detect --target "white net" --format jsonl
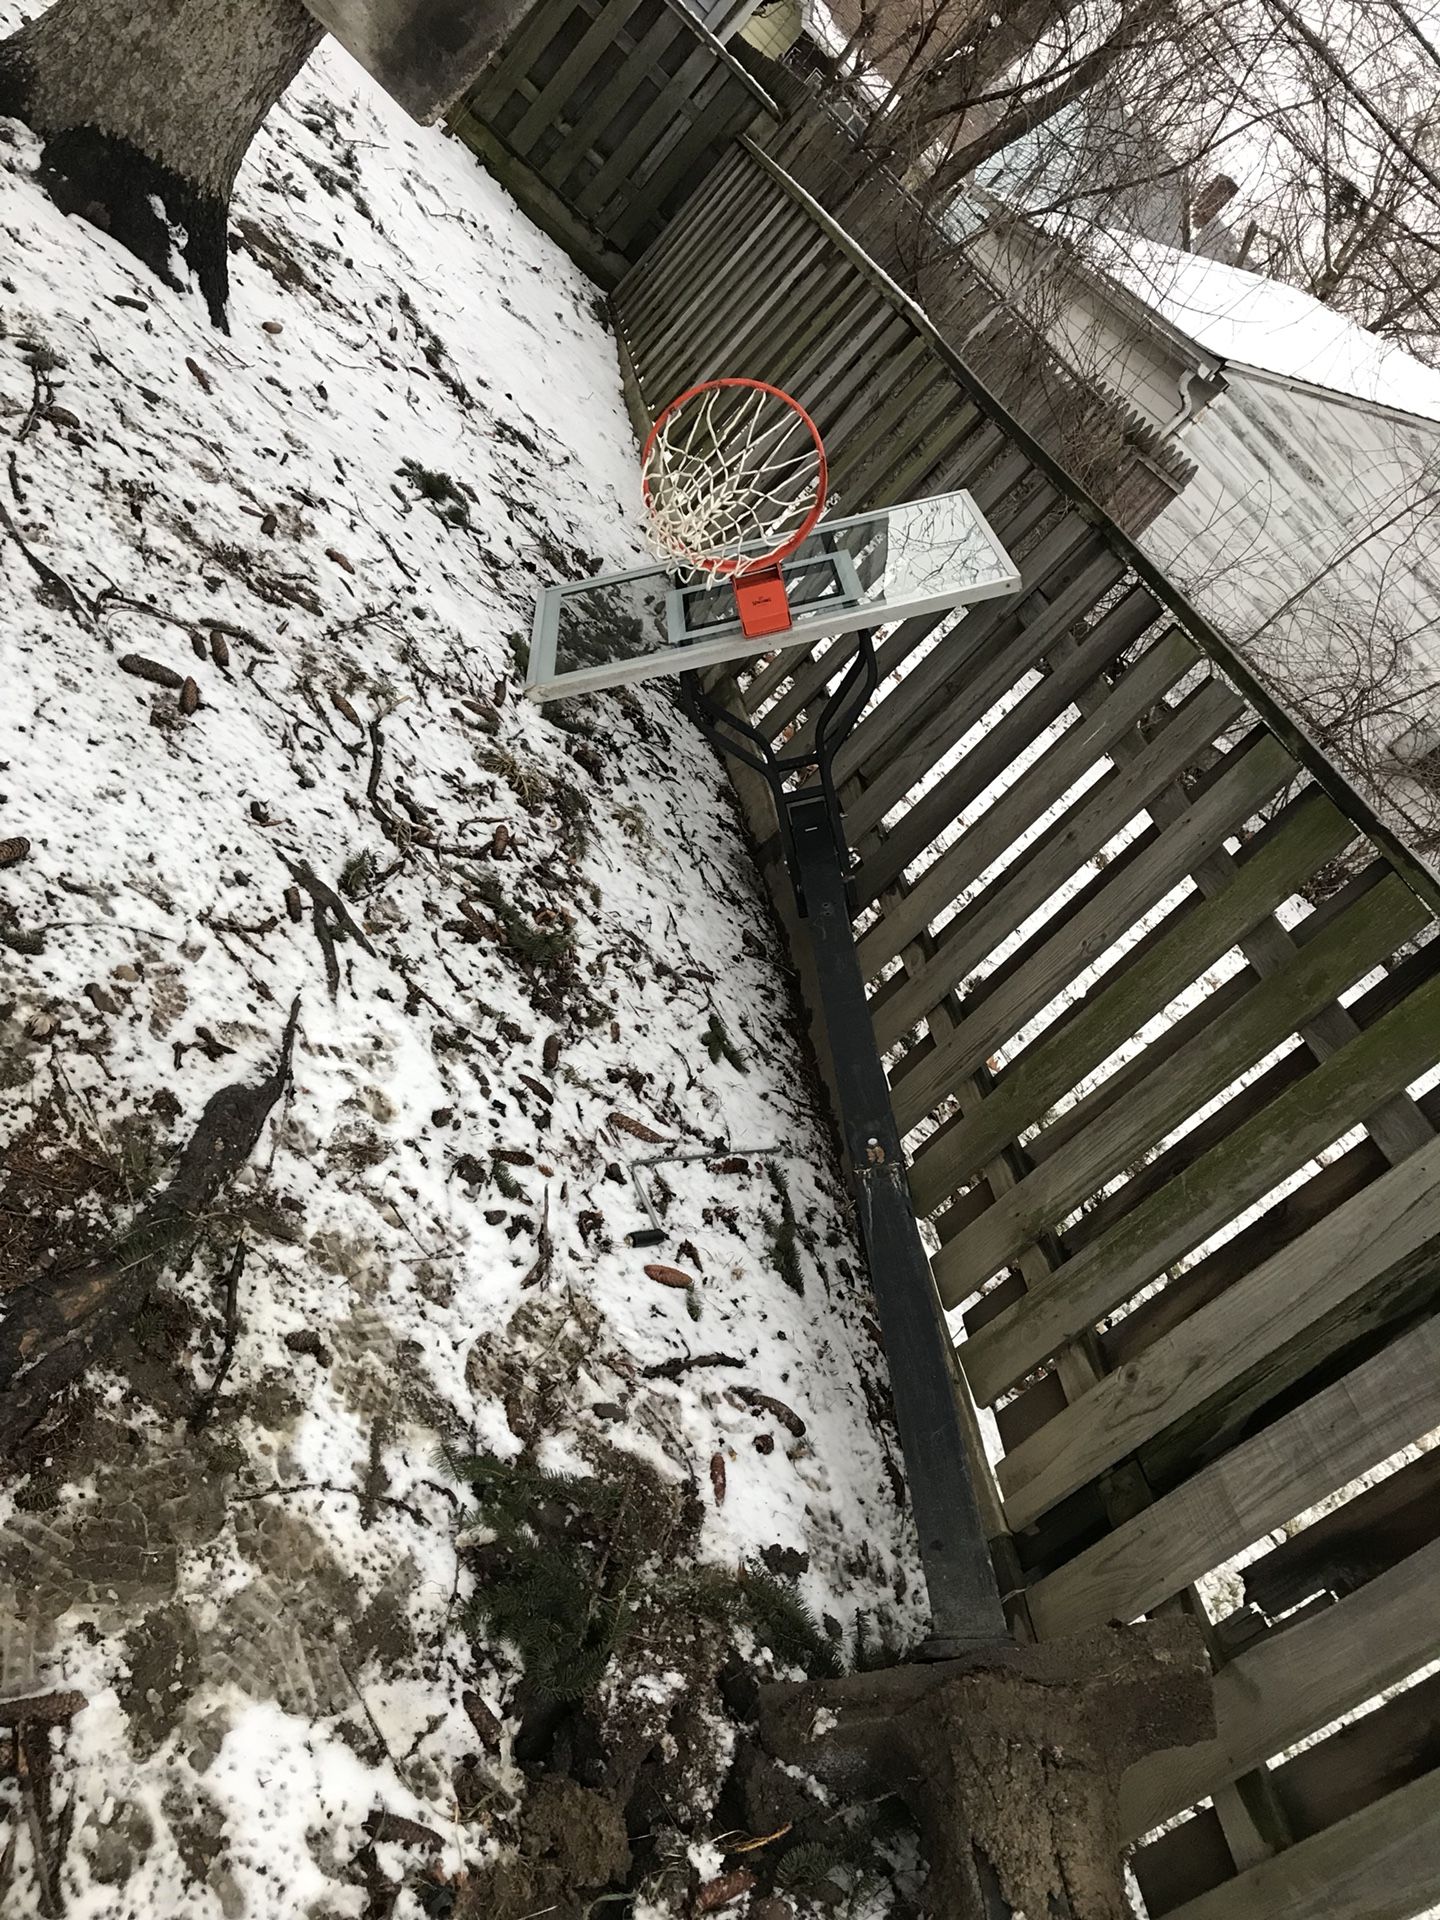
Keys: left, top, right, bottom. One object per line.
{"left": 642, "top": 381, "right": 825, "bottom": 573}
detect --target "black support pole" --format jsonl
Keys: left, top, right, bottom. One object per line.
{"left": 786, "top": 790, "right": 1008, "bottom": 1655}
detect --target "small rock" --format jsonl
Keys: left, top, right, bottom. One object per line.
{"left": 753, "top": 1433, "right": 775, "bottom": 1455}
{"left": 45, "top": 405, "right": 82, "bottom": 431}
{"left": 284, "top": 886, "right": 303, "bottom": 923}
{"left": 543, "top": 1032, "right": 561, "bottom": 1072}
{"left": 83, "top": 982, "right": 118, "bottom": 1015}
{"left": 592, "top": 1401, "right": 625, "bottom": 1422}
{"left": 431, "top": 1107, "right": 454, "bottom": 1127}
{"left": 112, "top": 964, "right": 140, "bottom": 982}
{"left": 262, "top": 319, "right": 284, "bottom": 335}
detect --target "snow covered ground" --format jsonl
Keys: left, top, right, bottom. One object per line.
{"left": 0, "top": 21, "right": 924, "bottom": 1919}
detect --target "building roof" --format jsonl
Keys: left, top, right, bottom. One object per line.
{"left": 1086, "top": 232, "right": 1440, "bottom": 424}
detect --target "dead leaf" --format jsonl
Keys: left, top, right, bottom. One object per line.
{"left": 732, "top": 1388, "right": 806, "bottom": 1438}
{"left": 330, "top": 689, "right": 361, "bottom": 726}
{"left": 710, "top": 1451, "right": 727, "bottom": 1507}
{"left": 326, "top": 546, "right": 356, "bottom": 575}
{"left": 185, "top": 356, "right": 213, "bottom": 394}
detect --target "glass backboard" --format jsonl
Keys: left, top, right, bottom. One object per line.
{"left": 525, "top": 490, "right": 1021, "bottom": 702}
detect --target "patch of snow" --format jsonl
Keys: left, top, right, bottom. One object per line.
{"left": 0, "top": 16, "right": 924, "bottom": 1917}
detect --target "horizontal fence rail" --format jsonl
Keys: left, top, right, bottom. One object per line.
{"left": 447, "top": 0, "right": 775, "bottom": 283}
{"left": 615, "top": 138, "right": 1440, "bottom": 1920}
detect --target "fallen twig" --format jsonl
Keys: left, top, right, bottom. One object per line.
{"left": 641, "top": 1352, "right": 743, "bottom": 1382}
{"left": 189, "top": 1241, "right": 246, "bottom": 1429}
{"left": 0, "top": 455, "right": 92, "bottom": 624}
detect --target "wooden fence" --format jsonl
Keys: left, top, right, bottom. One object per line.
{"left": 446, "top": 0, "right": 776, "bottom": 284}
{"left": 615, "top": 139, "right": 1440, "bottom": 1920}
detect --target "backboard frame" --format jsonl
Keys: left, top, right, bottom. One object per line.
{"left": 524, "top": 490, "right": 1021, "bottom": 702}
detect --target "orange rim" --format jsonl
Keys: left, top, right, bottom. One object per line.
{"left": 640, "top": 376, "right": 828, "bottom": 576}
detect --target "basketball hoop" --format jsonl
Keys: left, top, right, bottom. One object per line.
{"left": 641, "top": 377, "right": 828, "bottom": 641}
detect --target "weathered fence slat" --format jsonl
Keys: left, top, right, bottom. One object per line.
{"left": 874, "top": 677, "right": 1249, "bottom": 1058}
{"left": 1157, "top": 1766, "right": 1440, "bottom": 1920}
{"left": 955, "top": 957, "right": 1440, "bottom": 1388}
{"left": 1119, "top": 1532, "right": 1440, "bottom": 1838}
{"left": 899, "top": 731, "right": 1299, "bottom": 1142}
{"left": 856, "top": 589, "right": 1169, "bottom": 903}
{"left": 997, "top": 1127, "right": 1440, "bottom": 1528}
{"left": 857, "top": 629, "right": 1206, "bottom": 980}
{"left": 1025, "top": 1313, "right": 1440, "bottom": 1637}
{"left": 940, "top": 867, "right": 1429, "bottom": 1293}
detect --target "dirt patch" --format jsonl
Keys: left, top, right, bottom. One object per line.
{"left": 758, "top": 1619, "right": 1216, "bottom": 1919}
{"left": 0, "top": 1104, "right": 131, "bottom": 1293}
{"left": 456, "top": 1776, "right": 630, "bottom": 1920}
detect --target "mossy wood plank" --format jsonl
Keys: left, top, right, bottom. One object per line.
{"left": 875, "top": 676, "right": 1247, "bottom": 1056}
{"left": 932, "top": 791, "right": 1358, "bottom": 1188}
{"left": 857, "top": 588, "right": 1169, "bottom": 906}
{"left": 859, "top": 626, "right": 1205, "bottom": 980}
{"left": 1025, "top": 1314, "right": 1440, "bottom": 1637}
{"left": 996, "top": 1126, "right": 1440, "bottom": 1528}
{"left": 1119, "top": 1534, "right": 1440, "bottom": 1838}
{"left": 957, "top": 958, "right": 1440, "bottom": 1385}
{"left": 1159, "top": 1766, "right": 1440, "bottom": 1920}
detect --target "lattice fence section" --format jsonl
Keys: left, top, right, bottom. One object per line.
{"left": 448, "top": 0, "right": 776, "bottom": 282}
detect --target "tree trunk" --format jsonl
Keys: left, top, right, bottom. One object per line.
{"left": 0, "top": 0, "right": 324, "bottom": 325}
